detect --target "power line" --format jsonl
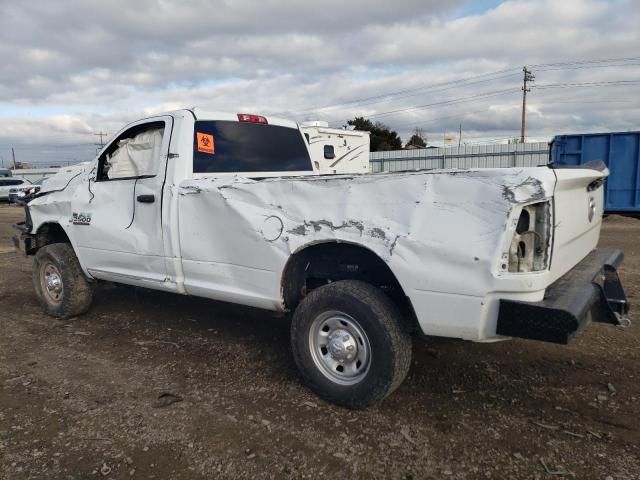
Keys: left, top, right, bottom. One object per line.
{"left": 391, "top": 97, "right": 640, "bottom": 137}
{"left": 531, "top": 56, "right": 640, "bottom": 68}
{"left": 370, "top": 87, "right": 640, "bottom": 142}
{"left": 386, "top": 90, "right": 639, "bottom": 133}
{"left": 533, "top": 79, "right": 640, "bottom": 89}
{"left": 389, "top": 106, "right": 496, "bottom": 131}
{"left": 279, "top": 67, "right": 521, "bottom": 117}
{"left": 535, "top": 62, "right": 640, "bottom": 72}
{"left": 531, "top": 98, "right": 633, "bottom": 105}
{"left": 344, "top": 72, "right": 518, "bottom": 112}
{"left": 289, "top": 55, "right": 640, "bottom": 120}
{"left": 330, "top": 78, "right": 638, "bottom": 126}
{"left": 337, "top": 72, "right": 522, "bottom": 111}
{"left": 329, "top": 88, "right": 521, "bottom": 125}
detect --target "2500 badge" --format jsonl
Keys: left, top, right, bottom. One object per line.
{"left": 71, "top": 212, "right": 92, "bottom": 226}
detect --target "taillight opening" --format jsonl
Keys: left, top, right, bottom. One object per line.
{"left": 237, "top": 113, "right": 268, "bottom": 124}
{"left": 505, "top": 201, "right": 552, "bottom": 273}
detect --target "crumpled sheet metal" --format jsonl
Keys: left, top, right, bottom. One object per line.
{"left": 178, "top": 169, "right": 556, "bottom": 317}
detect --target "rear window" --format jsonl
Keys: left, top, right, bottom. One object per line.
{"left": 193, "top": 121, "right": 312, "bottom": 173}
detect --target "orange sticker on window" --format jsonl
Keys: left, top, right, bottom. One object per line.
{"left": 197, "top": 132, "right": 215, "bottom": 154}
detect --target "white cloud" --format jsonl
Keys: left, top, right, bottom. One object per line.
{"left": 0, "top": 0, "right": 638, "bottom": 164}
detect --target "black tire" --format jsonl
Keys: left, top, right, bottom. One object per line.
{"left": 33, "top": 243, "right": 94, "bottom": 318}
{"left": 290, "top": 280, "right": 412, "bottom": 408}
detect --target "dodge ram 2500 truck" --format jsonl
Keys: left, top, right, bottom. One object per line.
{"left": 14, "top": 109, "right": 630, "bottom": 408}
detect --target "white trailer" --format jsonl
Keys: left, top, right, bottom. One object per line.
{"left": 300, "top": 121, "right": 370, "bottom": 174}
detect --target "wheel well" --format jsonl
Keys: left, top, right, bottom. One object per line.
{"left": 281, "top": 242, "right": 419, "bottom": 331}
{"left": 35, "top": 223, "right": 71, "bottom": 250}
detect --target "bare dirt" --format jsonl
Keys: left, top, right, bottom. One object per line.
{"left": 1, "top": 203, "right": 638, "bottom": 479}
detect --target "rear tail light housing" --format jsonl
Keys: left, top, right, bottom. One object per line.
{"left": 503, "top": 201, "right": 552, "bottom": 273}
{"left": 237, "top": 113, "right": 268, "bottom": 124}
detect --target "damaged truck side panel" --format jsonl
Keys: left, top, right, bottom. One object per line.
{"left": 177, "top": 169, "right": 561, "bottom": 341}
{"left": 16, "top": 109, "right": 629, "bottom": 408}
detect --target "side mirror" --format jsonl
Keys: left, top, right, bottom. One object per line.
{"left": 324, "top": 145, "right": 335, "bottom": 160}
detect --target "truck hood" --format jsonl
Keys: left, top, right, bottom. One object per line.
{"left": 39, "top": 162, "right": 91, "bottom": 195}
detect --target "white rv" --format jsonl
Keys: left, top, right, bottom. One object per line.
{"left": 300, "top": 121, "right": 370, "bottom": 174}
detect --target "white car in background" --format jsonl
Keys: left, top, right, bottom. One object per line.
{"left": 0, "top": 177, "right": 31, "bottom": 201}
{"left": 8, "top": 177, "right": 47, "bottom": 203}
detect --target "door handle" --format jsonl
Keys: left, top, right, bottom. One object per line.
{"left": 137, "top": 194, "right": 155, "bottom": 203}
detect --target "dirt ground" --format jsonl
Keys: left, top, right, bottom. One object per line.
{"left": 0, "top": 203, "right": 638, "bottom": 480}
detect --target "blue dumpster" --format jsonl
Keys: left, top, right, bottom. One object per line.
{"left": 550, "top": 132, "right": 640, "bottom": 213}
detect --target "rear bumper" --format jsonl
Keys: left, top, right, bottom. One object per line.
{"left": 496, "top": 248, "right": 630, "bottom": 344}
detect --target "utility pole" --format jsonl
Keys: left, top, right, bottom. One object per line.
{"left": 11, "top": 147, "right": 16, "bottom": 169}
{"left": 94, "top": 131, "right": 108, "bottom": 154}
{"left": 520, "top": 66, "right": 535, "bottom": 143}
{"left": 458, "top": 123, "right": 462, "bottom": 147}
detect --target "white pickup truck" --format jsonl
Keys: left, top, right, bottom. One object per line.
{"left": 14, "top": 109, "right": 629, "bottom": 408}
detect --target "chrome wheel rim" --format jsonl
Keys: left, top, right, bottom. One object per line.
{"left": 308, "top": 311, "right": 371, "bottom": 385}
{"left": 41, "top": 263, "right": 63, "bottom": 303}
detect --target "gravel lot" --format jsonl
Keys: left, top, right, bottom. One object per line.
{"left": 1, "top": 203, "right": 638, "bottom": 479}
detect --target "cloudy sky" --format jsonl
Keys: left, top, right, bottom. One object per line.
{"left": 0, "top": 0, "right": 639, "bottom": 167}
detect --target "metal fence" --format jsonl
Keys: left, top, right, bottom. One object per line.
{"left": 370, "top": 142, "right": 550, "bottom": 172}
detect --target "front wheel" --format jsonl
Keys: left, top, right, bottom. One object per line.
{"left": 290, "top": 280, "right": 412, "bottom": 408}
{"left": 33, "top": 243, "right": 94, "bottom": 318}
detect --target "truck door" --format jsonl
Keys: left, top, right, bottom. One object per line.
{"left": 71, "top": 116, "right": 173, "bottom": 288}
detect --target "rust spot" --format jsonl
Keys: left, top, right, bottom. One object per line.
{"left": 288, "top": 225, "right": 307, "bottom": 236}
{"left": 370, "top": 228, "right": 386, "bottom": 240}
{"left": 287, "top": 219, "right": 365, "bottom": 236}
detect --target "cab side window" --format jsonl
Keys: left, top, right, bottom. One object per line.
{"left": 97, "top": 122, "right": 165, "bottom": 181}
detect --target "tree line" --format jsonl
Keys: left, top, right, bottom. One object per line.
{"left": 347, "top": 117, "right": 427, "bottom": 152}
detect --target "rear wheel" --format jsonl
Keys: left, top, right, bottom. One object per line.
{"left": 291, "top": 280, "right": 412, "bottom": 408}
{"left": 33, "top": 243, "right": 93, "bottom": 318}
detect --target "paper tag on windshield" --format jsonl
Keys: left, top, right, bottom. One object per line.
{"left": 197, "top": 132, "right": 215, "bottom": 154}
